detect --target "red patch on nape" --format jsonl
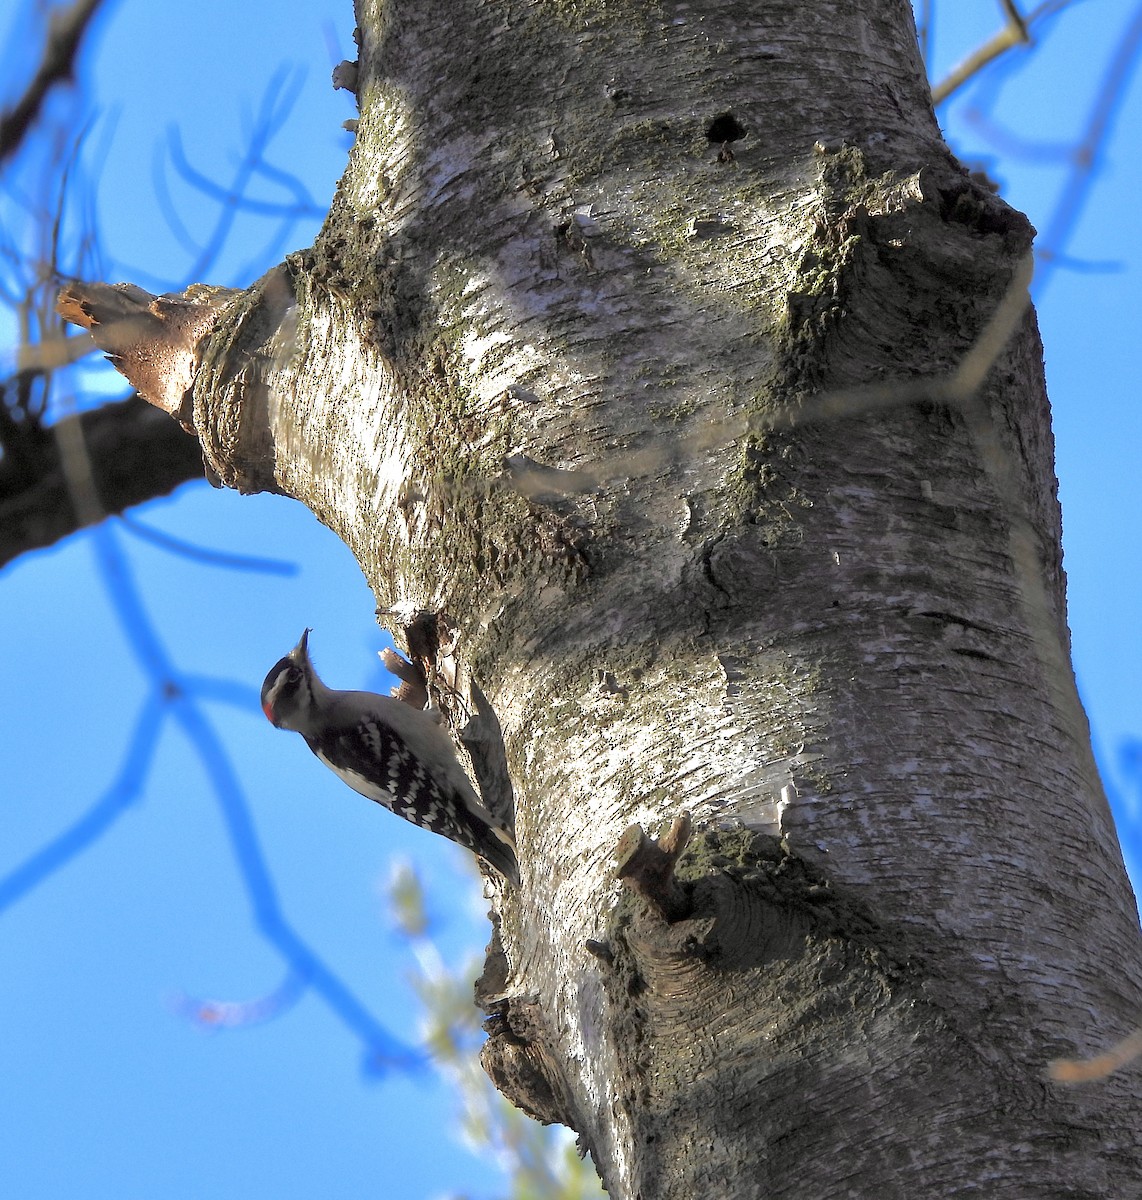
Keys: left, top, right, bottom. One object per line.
{"left": 262, "top": 701, "right": 276, "bottom": 723}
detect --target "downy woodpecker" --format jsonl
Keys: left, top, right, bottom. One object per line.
{"left": 261, "top": 631, "right": 518, "bottom": 886}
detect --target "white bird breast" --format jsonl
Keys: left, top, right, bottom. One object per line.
{"left": 316, "top": 752, "right": 399, "bottom": 809}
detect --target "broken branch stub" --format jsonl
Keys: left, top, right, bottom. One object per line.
{"left": 56, "top": 281, "right": 238, "bottom": 430}
{"left": 615, "top": 810, "right": 694, "bottom": 923}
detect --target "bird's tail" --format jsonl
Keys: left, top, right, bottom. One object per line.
{"left": 480, "top": 832, "right": 520, "bottom": 888}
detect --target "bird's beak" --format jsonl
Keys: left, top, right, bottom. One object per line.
{"left": 290, "top": 628, "right": 311, "bottom": 661}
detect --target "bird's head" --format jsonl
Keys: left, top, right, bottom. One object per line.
{"left": 261, "top": 629, "right": 316, "bottom": 730}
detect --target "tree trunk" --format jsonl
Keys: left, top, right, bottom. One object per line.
{"left": 61, "top": 0, "right": 1142, "bottom": 1194}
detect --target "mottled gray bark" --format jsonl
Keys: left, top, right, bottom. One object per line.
{"left": 62, "top": 0, "right": 1142, "bottom": 1194}
{"left": 0, "top": 389, "right": 203, "bottom": 568}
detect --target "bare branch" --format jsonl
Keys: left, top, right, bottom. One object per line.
{"left": 0, "top": 0, "right": 104, "bottom": 165}
{"left": 117, "top": 512, "right": 298, "bottom": 575}
{"left": 164, "top": 124, "right": 324, "bottom": 220}
{"left": 164, "top": 66, "right": 309, "bottom": 285}
{"left": 932, "top": 2, "right": 1032, "bottom": 105}
{"left": 931, "top": 1, "right": 1080, "bottom": 106}
{"left": 1035, "top": 3, "right": 1142, "bottom": 290}
{"left": 0, "top": 391, "right": 204, "bottom": 567}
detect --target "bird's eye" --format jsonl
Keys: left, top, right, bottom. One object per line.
{"left": 285, "top": 666, "right": 302, "bottom": 684}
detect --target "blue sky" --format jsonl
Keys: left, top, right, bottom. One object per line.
{"left": 2, "top": 2, "right": 1141, "bottom": 1198}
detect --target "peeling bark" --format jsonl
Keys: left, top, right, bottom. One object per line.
{"left": 57, "top": 0, "right": 1142, "bottom": 1194}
